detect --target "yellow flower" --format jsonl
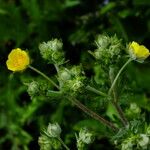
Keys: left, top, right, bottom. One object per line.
{"left": 6, "top": 48, "right": 30, "bottom": 71}
{"left": 129, "top": 41, "right": 150, "bottom": 61}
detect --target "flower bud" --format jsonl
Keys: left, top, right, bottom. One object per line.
{"left": 58, "top": 66, "right": 86, "bottom": 95}
{"left": 92, "top": 34, "right": 123, "bottom": 67}
{"left": 138, "top": 134, "right": 149, "bottom": 149}
{"left": 38, "top": 135, "right": 52, "bottom": 150}
{"left": 130, "top": 103, "right": 141, "bottom": 114}
{"left": 38, "top": 135, "right": 61, "bottom": 150}
{"left": 58, "top": 68, "right": 72, "bottom": 81}
{"left": 39, "top": 39, "right": 65, "bottom": 65}
{"left": 70, "top": 78, "right": 84, "bottom": 92}
{"left": 126, "top": 103, "right": 141, "bottom": 119}
{"left": 47, "top": 123, "right": 61, "bottom": 138}
{"left": 78, "top": 128, "right": 94, "bottom": 144}
{"left": 121, "top": 140, "right": 133, "bottom": 150}
{"left": 70, "top": 66, "right": 83, "bottom": 77}
{"left": 95, "top": 34, "right": 109, "bottom": 49}
{"left": 27, "top": 81, "right": 40, "bottom": 97}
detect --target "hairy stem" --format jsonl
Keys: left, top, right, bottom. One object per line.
{"left": 112, "top": 101, "right": 128, "bottom": 126}
{"left": 108, "top": 59, "right": 132, "bottom": 126}
{"left": 108, "top": 58, "right": 132, "bottom": 95}
{"left": 29, "top": 65, "right": 60, "bottom": 90}
{"left": 86, "top": 85, "right": 107, "bottom": 97}
{"left": 69, "top": 97, "right": 118, "bottom": 131}
{"left": 57, "top": 137, "right": 70, "bottom": 150}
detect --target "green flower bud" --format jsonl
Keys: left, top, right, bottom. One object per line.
{"left": 47, "top": 123, "right": 62, "bottom": 138}
{"left": 126, "top": 103, "right": 141, "bottom": 119}
{"left": 78, "top": 128, "right": 94, "bottom": 144}
{"left": 58, "top": 66, "right": 86, "bottom": 95}
{"left": 93, "top": 34, "right": 123, "bottom": 67}
{"left": 27, "top": 81, "right": 40, "bottom": 97}
{"left": 70, "top": 66, "right": 83, "bottom": 77}
{"left": 58, "top": 68, "right": 72, "bottom": 81}
{"left": 38, "top": 135, "right": 52, "bottom": 150}
{"left": 38, "top": 135, "right": 61, "bottom": 150}
{"left": 130, "top": 103, "right": 141, "bottom": 114}
{"left": 95, "top": 34, "right": 109, "bottom": 49}
{"left": 138, "top": 134, "right": 149, "bottom": 149}
{"left": 39, "top": 39, "right": 65, "bottom": 65}
{"left": 70, "top": 77, "right": 84, "bottom": 92}
{"left": 121, "top": 140, "right": 133, "bottom": 150}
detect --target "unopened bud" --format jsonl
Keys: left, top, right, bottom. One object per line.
{"left": 138, "top": 134, "right": 149, "bottom": 149}
{"left": 27, "top": 81, "right": 40, "bottom": 97}
{"left": 47, "top": 123, "right": 62, "bottom": 138}
{"left": 78, "top": 128, "right": 94, "bottom": 144}
{"left": 39, "top": 39, "right": 64, "bottom": 64}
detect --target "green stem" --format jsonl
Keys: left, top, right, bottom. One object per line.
{"left": 54, "top": 64, "right": 59, "bottom": 73}
{"left": 108, "top": 58, "right": 133, "bottom": 95}
{"left": 69, "top": 97, "right": 118, "bottom": 131}
{"left": 86, "top": 85, "right": 107, "bottom": 97}
{"left": 57, "top": 137, "right": 70, "bottom": 150}
{"left": 28, "top": 65, "right": 60, "bottom": 90}
{"left": 112, "top": 101, "right": 128, "bottom": 126}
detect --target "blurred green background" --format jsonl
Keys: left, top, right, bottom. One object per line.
{"left": 0, "top": 0, "right": 150, "bottom": 149}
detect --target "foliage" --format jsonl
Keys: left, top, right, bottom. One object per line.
{"left": 0, "top": 0, "right": 150, "bottom": 150}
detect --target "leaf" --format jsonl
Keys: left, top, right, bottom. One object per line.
{"left": 100, "top": 2, "right": 116, "bottom": 15}
{"left": 106, "top": 102, "right": 120, "bottom": 121}
{"left": 73, "top": 119, "right": 106, "bottom": 133}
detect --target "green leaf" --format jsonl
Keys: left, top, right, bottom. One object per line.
{"left": 106, "top": 102, "right": 120, "bottom": 121}
{"left": 100, "top": 2, "right": 116, "bottom": 15}
{"left": 73, "top": 119, "right": 106, "bottom": 133}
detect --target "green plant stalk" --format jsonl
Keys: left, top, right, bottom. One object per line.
{"left": 57, "top": 137, "right": 70, "bottom": 150}
{"left": 29, "top": 66, "right": 118, "bottom": 131}
{"left": 112, "top": 101, "right": 128, "bottom": 126}
{"left": 86, "top": 85, "right": 107, "bottom": 97}
{"left": 109, "top": 67, "right": 127, "bottom": 126}
{"left": 28, "top": 65, "right": 60, "bottom": 89}
{"left": 108, "top": 58, "right": 133, "bottom": 95}
{"left": 70, "top": 97, "right": 118, "bottom": 131}
{"left": 108, "top": 58, "right": 133, "bottom": 126}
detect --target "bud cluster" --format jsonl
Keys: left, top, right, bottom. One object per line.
{"left": 58, "top": 66, "right": 86, "bottom": 95}
{"left": 39, "top": 39, "right": 65, "bottom": 65}
{"left": 76, "top": 128, "right": 94, "bottom": 150}
{"left": 38, "top": 135, "right": 61, "bottom": 150}
{"left": 114, "top": 121, "right": 150, "bottom": 150}
{"left": 92, "top": 35, "right": 123, "bottom": 67}
{"left": 47, "top": 123, "right": 62, "bottom": 138}
{"left": 121, "top": 133, "right": 150, "bottom": 150}
{"left": 125, "top": 103, "right": 141, "bottom": 119}
{"left": 38, "top": 123, "right": 62, "bottom": 150}
{"left": 27, "top": 80, "right": 50, "bottom": 98}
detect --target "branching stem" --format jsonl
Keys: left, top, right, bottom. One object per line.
{"left": 29, "top": 65, "right": 118, "bottom": 131}
{"left": 108, "top": 58, "right": 133, "bottom": 126}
